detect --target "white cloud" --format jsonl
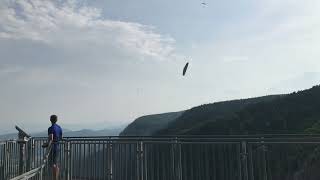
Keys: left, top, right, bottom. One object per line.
{"left": 186, "top": 0, "right": 320, "bottom": 101}
{"left": 0, "top": 65, "right": 23, "bottom": 74}
{"left": 0, "top": 0, "right": 183, "bottom": 133}
{"left": 221, "top": 56, "right": 249, "bottom": 63}
{"left": 0, "top": 0, "right": 176, "bottom": 61}
{"left": 2, "top": 0, "right": 320, "bottom": 134}
{"left": 269, "top": 72, "right": 320, "bottom": 94}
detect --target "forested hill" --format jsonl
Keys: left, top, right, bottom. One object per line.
{"left": 120, "top": 111, "right": 184, "bottom": 136}
{"left": 157, "top": 85, "right": 320, "bottom": 135}
{"left": 156, "top": 95, "right": 283, "bottom": 135}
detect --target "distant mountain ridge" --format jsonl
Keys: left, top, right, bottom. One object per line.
{"left": 156, "top": 95, "right": 283, "bottom": 135}
{"left": 0, "top": 128, "right": 123, "bottom": 140}
{"left": 33, "top": 128, "right": 123, "bottom": 137}
{"left": 120, "top": 111, "right": 184, "bottom": 136}
{"left": 120, "top": 95, "right": 282, "bottom": 136}
{"left": 184, "top": 85, "right": 320, "bottom": 135}
{"left": 154, "top": 85, "right": 320, "bottom": 135}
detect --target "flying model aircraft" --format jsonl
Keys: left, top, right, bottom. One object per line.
{"left": 183, "top": 62, "right": 189, "bottom": 76}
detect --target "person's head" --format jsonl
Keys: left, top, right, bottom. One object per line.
{"left": 50, "top": 115, "right": 58, "bottom": 124}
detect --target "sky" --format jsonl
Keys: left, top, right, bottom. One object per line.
{"left": 1, "top": 0, "right": 320, "bottom": 134}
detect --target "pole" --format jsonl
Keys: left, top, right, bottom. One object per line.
{"left": 241, "top": 141, "right": 249, "bottom": 180}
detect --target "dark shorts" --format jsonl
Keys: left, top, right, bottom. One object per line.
{"left": 49, "top": 149, "right": 60, "bottom": 167}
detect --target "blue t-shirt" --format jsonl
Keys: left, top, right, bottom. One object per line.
{"left": 48, "top": 124, "right": 62, "bottom": 151}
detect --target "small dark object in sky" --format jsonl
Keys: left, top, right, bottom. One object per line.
{"left": 201, "top": 2, "right": 207, "bottom": 6}
{"left": 183, "top": 62, "right": 189, "bottom": 76}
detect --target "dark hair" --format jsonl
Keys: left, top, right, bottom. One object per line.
{"left": 50, "top": 115, "right": 58, "bottom": 124}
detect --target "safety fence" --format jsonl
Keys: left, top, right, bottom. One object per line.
{"left": 3, "top": 135, "right": 320, "bottom": 180}
{"left": 0, "top": 141, "right": 21, "bottom": 179}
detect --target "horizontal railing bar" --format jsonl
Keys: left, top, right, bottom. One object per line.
{"left": 30, "top": 133, "right": 320, "bottom": 139}
{"left": 249, "top": 141, "right": 320, "bottom": 144}
{"left": 143, "top": 141, "right": 242, "bottom": 144}
{"left": 119, "top": 134, "right": 320, "bottom": 138}
{"left": 9, "top": 167, "right": 41, "bottom": 180}
{"left": 58, "top": 137, "right": 320, "bottom": 141}
{"left": 69, "top": 141, "right": 242, "bottom": 144}
{"left": 34, "top": 137, "right": 320, "bottom": 142}
{"left": 29, "top": 137, "right": 320, "bottom": 144}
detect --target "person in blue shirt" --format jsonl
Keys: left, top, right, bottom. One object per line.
{"left": 48, "top": 115, "right": 62, "bottom": 180}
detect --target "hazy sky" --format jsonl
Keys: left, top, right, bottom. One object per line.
{"left": 1, "top": 0, "right": 320, "bottom": 134}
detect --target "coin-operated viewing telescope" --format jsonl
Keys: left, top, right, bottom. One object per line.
{"left": 15, "top": 125, "right": 31, "bottom": 174}
{"left": 15, "top": 125, "right": 31, "bottom": 142}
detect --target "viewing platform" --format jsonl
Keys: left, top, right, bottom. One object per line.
{"left": 1, "top": 127, "right": 320, "bottom": 180}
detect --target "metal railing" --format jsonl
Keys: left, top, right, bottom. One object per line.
{"left": 4, "top": 135, "right": 320, "bottom": 180}
{"left": 9, "top": 141, "right": 52, "bottom": 180}
{"left": 0, "top": 140, "right": 23, "bottom": 179}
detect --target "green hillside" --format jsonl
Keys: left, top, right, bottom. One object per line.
{"left": 152, "top": 85, "right": 320, "bottom": 179}
{"left": 177, "top": 85, "right": 320, "bottom": 135}
{"left": 120, "top": 111, "right": 184, "bottom": 136}
{"left": 156, "top": 95, "right": 283, "bottom": 135}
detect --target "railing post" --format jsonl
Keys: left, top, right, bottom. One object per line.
{"left": 261, "top": 144, "right": 268, "bottom": 180}
{"left": 15, "top": 126, "right": 31, "bottom": 176}
{"left": 141, "top": 141, "right": 144, "bottom": 180}
{"left": 247, "top": 143, "right": 254, "bottom": 180}
{"left": 65, "top": 141, "right": 71, "bottom": 180}
{"left": 136, "top": 141, "right": 144, "bottom": 180}
{"left": 18, "top": 139, "right": 27, "bottom": 175}
{"left": 107, "top": 140, "right": 113, "bottom": 180}
{"left": 5, "top": 142, "right": 10, "bottom": 180}
{"left": 174, "top": 137, "right": 182, "bottom": 180}
{"left": 258, "top": 137, "right": 268, "bottom": 180}
{"left": 40, "top": 167, "right": 43, "bottom": 180}
{"left": 1, "top": 143, "right": 7, "bottom": 180}
{"left": 171, "top": 138, "right": 175, "bottom": 180}
{"left": 241, "top": 141, "right": 249, "bottom": 180}
{"left": 143, "top": 142, "right": 148, "bottom": 180}
{"left": 26, "top": 139, "right": 34, "bottom": 171}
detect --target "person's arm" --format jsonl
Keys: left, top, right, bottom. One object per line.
{"left": 48, "top": 127, "right": 53, "bottom": 141}
{"left": 43, "top": 128, "right": 53, "bottom": 148}
{"left": 48, "top": 133, "right": 53, "bottom": 141}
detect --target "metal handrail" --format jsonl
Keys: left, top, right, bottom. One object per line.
{"left": 32, "top": 133, "right": 320, "bottom": 139}
{"left": 31, "top": 135, "right": 320, "bottom": 143}
{"left": 9, "top": 167, "right": 42, "bottom": 180}
{"left": 10, "top": 140, "right": 52, "bottom": 180}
